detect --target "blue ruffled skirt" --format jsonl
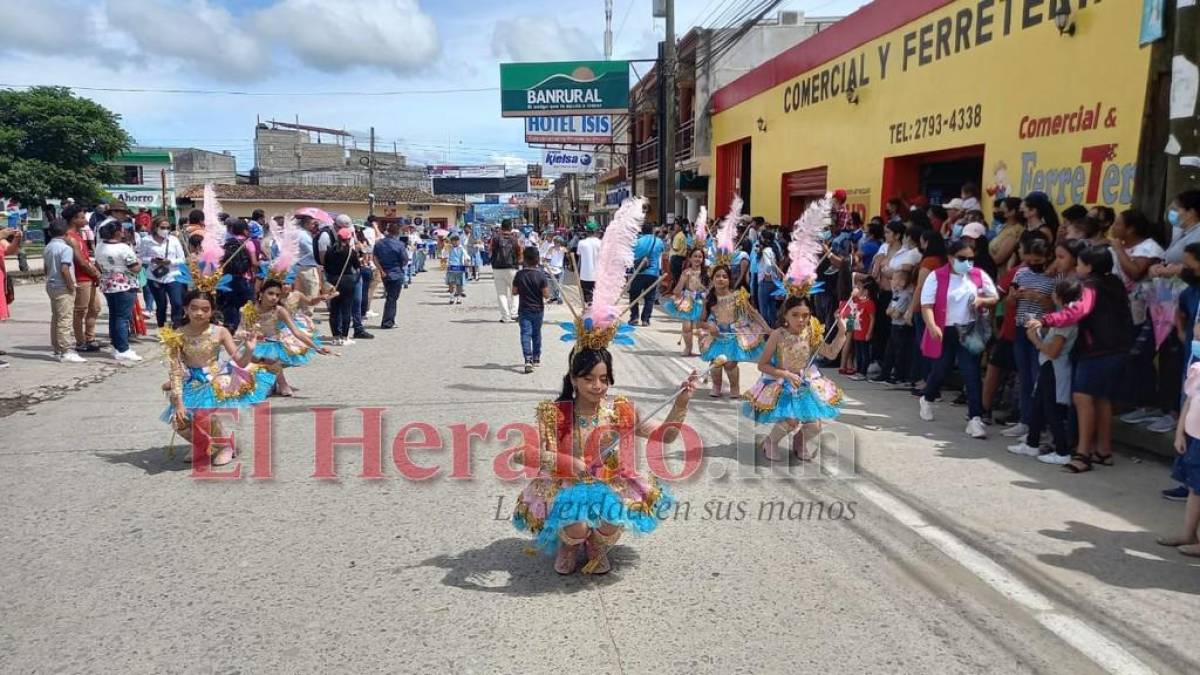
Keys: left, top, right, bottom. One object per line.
{"left": 513, "top": 477, "right": 674, "bottom": 553}
{"left": 702, "top": 330, "right": 765, "bottom": 363}
{"left": 742, "top": 377, "right": 841, "bottom": 424}
{"left": 253, "top": 338, "right": 312, "bottom": 367}
{"left": 160, "top": 365, "right": 276, "bottom": 423}
{"left": 663, "top": 291, "right": 704, "bottom": 322}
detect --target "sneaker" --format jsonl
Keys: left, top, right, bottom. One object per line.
{"left": 640, "top": 320, "right": 650, "bottom": 327}
{"left": 919, "top": 397, "right": 934, "bottom": 421}
{"left": 342, "top": 337, "right": 357, "bottom": 346}
{"left": 980, "top": 411, "right": 994, "bottom": 426}
{"left": 524, "top": 362, "right": 534, "bottom": 373}
{"left": 365, "top": 311, "right": 379, "bottom": 318}
{"left": 1119, "top": 407, "right": 1160, "bottom": 424}
{"left": 0, "top": 360, "right": 8, "bottom": 369}
{"left": 60, "top": 350, "right": 87, "bottom": 364}
{"left": 1037, "top": 453, "right": 1072, "bottom": 465}
{"left": 1001, "top": 423, "right": 1029, "bottom": 438}
{"left": 849, "top": 373, "right": 867, "bottom": 381}
{"left": 353, "top": 330, "right": 375, "bottom": 340}
{"left": 531, "top": 359, "right": 541, "bottom": 367}
{"left": 114, "top": 349, "right": 143, "bottom": 362}
{"left": 1162, "top": 486, "right": 1190, "bottom": 501}
{"left": 866, "top": 362, "right": 882, "bottom": 377}
{"left": 965, "top": 417, "right": 987, "bottom": 439}
{"left": 1006, "top": 442, "right": 1041, "bottom": 456}
{"left": 80, "top": 342, "right": 101, "bottom": 353}
{"left": 1146, "top": 415, "right": 1177, "bottom": 434}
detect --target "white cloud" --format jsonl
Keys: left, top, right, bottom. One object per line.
{"left": 107, "top": 0, "right": 268, "bottom": 81}
{"left": 256, "top": 0, "right": 438, "bottom": 75}
{"left": 491, "top": 17, "right": 601, "bottom": 63}
{"left": 489, "top": 153, "right": 530, "bottom": 173}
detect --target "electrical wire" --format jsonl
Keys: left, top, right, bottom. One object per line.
{"left": 0, "top": 83, "right": 498, "bottom": 97}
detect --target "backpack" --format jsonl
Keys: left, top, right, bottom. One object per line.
{"left": 492, "top": 233, "right": 517, "bottom": 268}
{"left": 222, "top": 238, "right": 251, "bottom": 277}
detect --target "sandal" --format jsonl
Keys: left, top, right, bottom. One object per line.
{"left": 554, "top": 530, "right": 587, "bottom": 575}
{"left": 1179, "top": 544, "right": 1200, "bottom": 558}
{"left": 1093, "top": 453, "right": 1114, "bottom": 467}
{"left": 210, "top": 446, "right": 237, "bottom": 467}
{"left": 1063, "top": 454, "right": 1093, "bottom": 474}
{"left": 709, "top": 387, "right": 724, "bottom": 398}
{"left": 581, "top": 529, "right": 621, "bottom": 575}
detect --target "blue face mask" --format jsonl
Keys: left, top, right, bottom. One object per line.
{"left": 1192, "top": 339, "right": 1200, "bottom": 361}
{"left": 1168, "top": 210, "right": 1181, "bottom": 228}
{"left": 952, "top": 258, "right": 974, "bottom": 275}
{"left": 820, "top": 230, "right": 832, "bottom": 241}
{"left": 952, "top": 223, "right": 964, "bottom": 239}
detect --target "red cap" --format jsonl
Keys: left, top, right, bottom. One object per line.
{"left": 337, "top": 228, "right": 353, "bottom": 240}
{"left": 833, "top": 189, "right": 847, "bottom": 202}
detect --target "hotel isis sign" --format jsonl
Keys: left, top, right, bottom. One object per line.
{"left": 500, "top": 61, "right": 629, "bottom": 117}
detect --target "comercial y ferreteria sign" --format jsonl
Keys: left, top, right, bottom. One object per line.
{"left": 525, "top": 115, "right": 613, "bottom": 144}
{"left": 500, "top": 61, "right": 629, "bottom": 117}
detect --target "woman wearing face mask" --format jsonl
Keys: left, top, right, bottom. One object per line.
{"left": 1149, "top": 189, "right": 1200, "bottom": 279}
{"left": 136, "top": 216, "right": 187, "bottom": 328}
{"left": 988, "top": 197, "right": 1026, "bottom": 274}
{"left": 918, "top": 240, "right": 998, "bottom": 438}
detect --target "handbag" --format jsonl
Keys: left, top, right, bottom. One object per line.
{"left": 958, "top": 308, "right": 993, "bottom": 355}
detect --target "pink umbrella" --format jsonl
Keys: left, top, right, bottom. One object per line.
{"left": 434, "top": 228, "right": 449, "bottom": 237}
{"left": 294, "top": 207, "right": 333, "bottom": 225}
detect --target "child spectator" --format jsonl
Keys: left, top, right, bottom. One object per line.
{"left": 512, "top": 246, "right": 550, "bottom": 373}
{"left": 874, "top": 268, "right": 913, "bottom": 384}
{"left": 849, "top": 275, "right": 877, "bottom": 381}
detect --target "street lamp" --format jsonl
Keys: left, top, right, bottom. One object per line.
{"left": 756, "top": 117, "right": 767, "bottom": 133}
{"left": 1052, "top": 3, "right": 1075, "bottom": 36}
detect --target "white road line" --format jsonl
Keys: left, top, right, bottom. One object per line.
{"left": 848, "top": 479, "right": 1156, "bottom": 675}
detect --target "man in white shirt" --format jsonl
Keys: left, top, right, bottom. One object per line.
{"left": 576, "top": 224, "right": 602, "bottom": 305}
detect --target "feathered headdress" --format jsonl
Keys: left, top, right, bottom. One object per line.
{"left": 773, "top": 192, "right": 833, "bottom": 299}
{"left": 558, "top": 197, "right": 643, "bottom": 353}
{"left": 265, "top": 216, "right": 300, "bottom": 283}
{"left": 693, "top": 205, "right": 708, "bottom": 249}
{"left": 175, "top": 183, "right": 232, "bottom": 293}
{"left": 713, "top": 197, "right": 742, "bottom": 267}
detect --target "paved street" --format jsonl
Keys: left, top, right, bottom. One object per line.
{"left": 2, "top": 268, "right": 1197, "bottom": 674}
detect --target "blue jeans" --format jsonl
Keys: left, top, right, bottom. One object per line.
{"left": 628, "top": 273, "right": 658, "bottom": 323}
{"left": 757, "top": 278, "right": 778, "bottom": 329}
{"left": 219, "top": 276, "right": 253, "bottom": 334}
{"left": 382, "top": 277, "right": 403, "bottom": 328}
{"left": 518, "top": 311, "right": 544, "bottom": 362}
{"left": 854, "top": 339, "right": 871, "bottom": 374}
{"left": 1013, "top": 328, "right": 1039, "bottom": 426}
{"left": 351, "top": 274, "right": 365, "bottom": 332}
{"left": 104, "top": 289, "right": 136, "bottom": 353}
{"left": 148, "top": 280, "right": 186, "bottom": 327}
{"left": 924, "top": 325, "right": 984, "bottom": 419}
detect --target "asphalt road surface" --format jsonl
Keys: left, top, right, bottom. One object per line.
{"left": 1, "top": 268, "right": 1197, "bottom": 674}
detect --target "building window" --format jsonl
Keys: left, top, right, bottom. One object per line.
{"left": 120, "top": 165, "right": 144, "bottom": 185}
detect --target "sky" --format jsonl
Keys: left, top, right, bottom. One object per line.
{"left": 0, "top": 0, "right": 871, "bottom": 175}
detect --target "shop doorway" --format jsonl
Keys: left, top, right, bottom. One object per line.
{"left": 881, "top": 144, "right": 985, "bottom": 211}
{"left": 780, "top": 165, "right": 828, "bottom": 228}
{"left": 716, "top": 137, "right": 751, "bottom": 217}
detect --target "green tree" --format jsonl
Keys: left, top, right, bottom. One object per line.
{"left": 0, "top": 86, "right": 132, "bottom": 205}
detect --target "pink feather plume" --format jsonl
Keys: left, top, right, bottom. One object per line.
{"left": 587, "top": 196, "right": 643, "bottom": 327}
{"left": 269, "top": 216, "right": 300, "bottom": 275}
{"left": 786, "top": 193, "right": 833, "bottom": 285}
{"left": 693, "top": 206, "right": 707, "bottom": 248}
{"left": 197, "top": 183, "right": 227, "bottom": 270}
{"left": 716, "top": 196, "right": 742, "bottom": 254}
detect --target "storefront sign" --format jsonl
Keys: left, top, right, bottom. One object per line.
{"left": 780, "top": 0, "right": 1119, "bottom": 116}
{"left": 109, "top": 188, "right": 171, "bottom": 210}
{"left": 525, "top": 115, "right": 613, "bottom": 144}
{"left": 1140, "top": 0, "right": 1165, "bottom": 45}
{"left": 500, "top": 61, "right": 629, "bottom": 117}
{"left": 605, "top": 183, "right": 631, "bottom": 207}
{"left": 543, "top": 150, "right": 595, "bottom": 175}
{"left": 528, "top": 177, "right": 551, "bottom": 191}
{"left": 427, "top": 165, "right": 506, "bottom": 179}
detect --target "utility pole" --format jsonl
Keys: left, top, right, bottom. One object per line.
{"left": 604, "top": 0, "right": 613, "bottom": 60}
{"left": 659, "top": 0, "right": 676, "bottom": 227}
{"left": 1165, "top": 0, "right": 1200, "bottom": 206}
{"left": 160, "top": 168, "right": 168, "bottom": 220}
{"left": 368, "top": 126, "right": 376, "bottom": 217}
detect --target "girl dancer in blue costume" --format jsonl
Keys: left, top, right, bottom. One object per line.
{"left": 700, "top": 264, "right": 769, "bottom": 398}
{"left": 159, "top": 289, "right": 275, "bottom": 466}
{"left": 242, "top": 279, "right": 331, "bottom": 397}
{"left": 662, "top": 246, "right": 708, "bottom": 356}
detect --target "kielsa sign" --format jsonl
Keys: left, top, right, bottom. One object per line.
{"left": 500, "top": 61, "right": 629, "bottom": 117}
{"left": 525, "top": 115, "right": 613, "bottom": 144}
{"left": 542, "top": 150, "right": 594, "bottom": 175}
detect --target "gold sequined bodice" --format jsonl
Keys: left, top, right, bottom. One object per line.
{"left": 180, "top": 326, "right": 220, "bottom": 365}
{"left": 711, "top": 293, "right": 737, "bottom": 324}
{"left": 777, "top": 330, "right": 814, "bottom": 372}
{"left": 681, "top": 268, "right": 704, "bottom": 292}
{"left": 251, "top": 304, "right": 280, "bottom": 338}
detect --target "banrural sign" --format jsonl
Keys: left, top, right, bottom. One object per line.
{"left": 500, "top": 61, "right": 629, "bottom": 117}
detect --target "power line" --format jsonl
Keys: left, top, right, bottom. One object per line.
{"left": 0, "top": 83, "right": 499, "bottom": 97}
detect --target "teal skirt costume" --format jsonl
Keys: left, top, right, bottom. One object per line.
{"left": 161, "top": 364, "right": 275, "bottom": 423}
{"left": 252, "top": 322, "right": 317, "bottom": 367}
{"left": 701, "top": 322, "right": 765, "bottom": 363}
{"left": 663, "top": 289, "right": 705, "bottom": 322}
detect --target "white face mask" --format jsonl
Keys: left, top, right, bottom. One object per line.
{"left": 157, "top": 228, "right": 170, "bottom": 237}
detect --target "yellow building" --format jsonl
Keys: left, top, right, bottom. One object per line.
{"left": 709, "top": 0, "right": 1151, "bottom": 224}
{"left": 178, "top": 185, "right": 465, "bottom": 227}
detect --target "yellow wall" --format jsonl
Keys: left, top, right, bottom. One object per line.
{"left": 711, "top": 0, "right": 1151, "bottom": 222}
{"left": 215, "top": 200, "right": 462, "bottom": 224}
